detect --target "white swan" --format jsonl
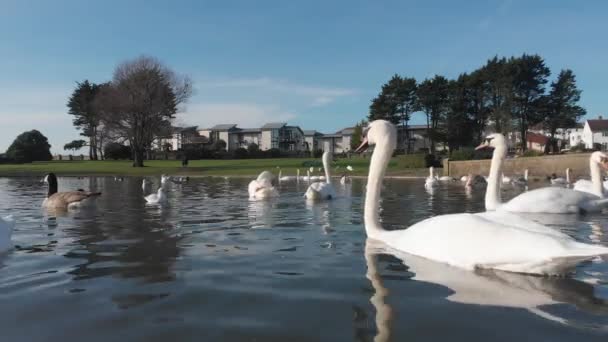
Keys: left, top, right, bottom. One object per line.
{"left": 356, "top": 120, "right": 608, "bottom": 275}
{"left": 142, "top": 179, "right": 151, "bottom": 193}
{"left": 0, "top": 215, "right": 15, "bottom": 253}
{"left": 424, "top": 167, "right": 439, "bottom": 189}
{"left": 248, "top": 171, "right": 279, "bottom": 199}
{"left": 573, "top": 177, "right": 608, "bottom": 195}
{"left": 304, "top": 152, "right": 336, "bottom": 200}
{"left": 438, "top": 175, "right": 455, "bottom": 182}
{"left": 144, "top": 187, "right": 167, "bottom": 205}
{"left": 550, "top": 168, "right": 570, "bottom": 186}
{"left": 161, "top": 174, "right": 171, "bottom": 185}
{"left": 502, "top": 173, "right": 512, "bottom": 184}
{"left": 340, "top": 174, "right": 351, "bottom": 185}
{"left": 279, "top": 169, "right": 299, "bottom": 182}
{"left": 479, "top": 136, "right": 608, "bottom": 214}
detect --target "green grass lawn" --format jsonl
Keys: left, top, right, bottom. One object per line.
{"left": 0, "top": 156, "right": 428, "bottom": 177}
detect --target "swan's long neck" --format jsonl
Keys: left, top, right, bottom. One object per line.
{"left": 590, "top": 162, "right": 603, "bottom": 197}
{"left": 428, "top": 167, "right": 433, "bottom": 178}
{"left": 485, "top": 146, "right": 506, "bottom": 211}
{"left": 323, "top": 156, "right": 332, "bottom": 184}
{"left": 365, "top": 141, "right": 394, "bottom": 239}
{"left": 566, "top": 168, "right": 571, "bottom": 184}
{"left": 524, "top": 169, "right": 528, "bottom": 181}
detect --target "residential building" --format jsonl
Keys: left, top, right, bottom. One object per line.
{"left": 583, "top": 117, "right": 608, "bottom": 150}
{"left": 526, "top": 131, "right": 549, "bottom": 152}
{"left": 396, "top": 125, "right": 433, "bottom": 152}
{"left": 317, "top": 127, "right": 355, "bottom": 153}
{"left": 568, "top": 126, "right": 585, "bottom": 148}
{"left": 154, "top": 126, "right": 208, "bottom": 151}
{"left": 303, "top": 130, "right": 323, "bottom": 152}
{"left": 260, "top": 123, "right": 305, "bottom": 151}
{"left": 197, "top": 122, "right": 306, "bottom": 152}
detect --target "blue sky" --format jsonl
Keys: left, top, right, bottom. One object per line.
{"left": 1, "top": 0, "right": 606, "bottom": 154}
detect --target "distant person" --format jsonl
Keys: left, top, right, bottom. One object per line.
{"left": 181, "top": 155, "right": 189, "bottom": 167}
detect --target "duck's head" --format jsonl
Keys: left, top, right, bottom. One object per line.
{"left": 475, "top": 133, "right": 507, "bottom": 150}
{"left": 354, "top": 120, "right": 397, "bottom": 153}
{"left": 591, "top": 151, "right": 608, "bottom": 169}
{"left": 43, "top": 173, "right": 58, "bottom": 196}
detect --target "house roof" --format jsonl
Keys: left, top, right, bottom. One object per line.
{"left": 237, "top": 128, "right": 262, "bottom": 133}
{"left": 261, "top": 122, "right": 286, "bottom": 129}
{"left": 172, "top": 125, "right": 198, "bottom": 133}
{"left": 319, "top": 134, "right": 343, "bottom": 139}
{"left": 337, "top": 127, "right": 355, "bottom": 135}
{"left": 587, "top": 120, "right": 608, "bottom": 132}
{"left": 526, "top": 131, "right": 549, "bottom": 145}
{"left": 303, "top": 130, "right": 323, "bottom": 136}
{"left": 210, "top": 124, "right": 238, "bottom": 131}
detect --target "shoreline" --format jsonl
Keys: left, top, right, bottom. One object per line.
{"left": 0, "top": 172, "right": 426, "bottom": 179}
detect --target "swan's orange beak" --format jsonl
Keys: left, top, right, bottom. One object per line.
{"left": 355, "top": 137, "right": 369, "bottom": 153}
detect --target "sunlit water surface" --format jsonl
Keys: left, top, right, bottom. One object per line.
{"left": 1, "top": 176, "right": 608, "bottom": 341}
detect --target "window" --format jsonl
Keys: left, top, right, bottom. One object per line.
{"left": 603, "top": 131, "right": 608, "bottom": 137}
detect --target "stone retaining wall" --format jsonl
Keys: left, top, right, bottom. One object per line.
{"left": 444, "top": 153, "right": 592, "bottom": 178}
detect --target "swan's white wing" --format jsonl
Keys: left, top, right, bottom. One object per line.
{"left": 476, "top": 211, "right": 569, "bottom": 239}
{"left": 144, "top": 193, "right": 159, "bottom": 203}
{"left": 379, "top": 213, "right": 608, "bottom": 275}
{"left": 304, "top": 182, "right": 335, "bottom": 200}
{"left": 500, "top": 187, "right": 599, "bottom": 214}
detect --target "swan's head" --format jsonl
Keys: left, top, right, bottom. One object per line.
{"left": 591, "top": 151, "right": 608, "bottom": 169}
{"left": 476, "top": 133, "right": 507, "bottom": 150}
{"left": 355, "top": 120, "right": 397, "bottom": 153}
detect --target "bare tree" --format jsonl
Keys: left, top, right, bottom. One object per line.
{"left": 97, "top": 56, "right": 192, "bottom": 167}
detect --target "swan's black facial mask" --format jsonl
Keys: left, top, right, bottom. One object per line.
{"left": 475, "top": 137, "right": 495, "bottom": 150}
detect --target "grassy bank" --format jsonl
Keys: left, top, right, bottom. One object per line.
{"left": 0, "top": 156, "right": 429, "bottom": 177}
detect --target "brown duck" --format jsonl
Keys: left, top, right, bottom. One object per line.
{"left": 42, "top": 173, "right": 101, "bottom": 209}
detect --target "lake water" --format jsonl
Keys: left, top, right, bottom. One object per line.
{"left": 0, "top": 176, "right": 607, "bottom": 341}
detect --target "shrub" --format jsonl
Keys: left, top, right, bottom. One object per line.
{"left": 104, "top": 142, "right": 132, "bottom": 160}
{"left": 233, "top": 147, "right": 249, "bottom": 159}
{"left": 6, "top": 130, "right": 52, "bottom": 163}
{"left": 247, "top": 143, "right": 260, "bottom": 157}
{"left": 522, "top": 150, "right": 543, "bottom": 157}
{"left": 449, "top": 147, "right": 492, "bottom": 161}
{"left": 266, "top": 148, "right": 281, "bottom": 158}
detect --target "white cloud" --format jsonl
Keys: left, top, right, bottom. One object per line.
{"left": 179, "top": 103, "right": 297, "bottom": 128}
{"left": 196, "top": 77, "right": 357, "bottom": 107}
{"left": 310, "top": 96, "right": 334, "bottom": 107}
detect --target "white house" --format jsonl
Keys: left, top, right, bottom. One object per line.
{"left": 154, "top": 126, "right": 207, "bottom": 151}
{"left": 317, "top": 127, "right": 356, "bottom": 153}
{"left": 583, "top": 118, "right": 608, "bottom": 150}
{"left": 197, "top": 122, "right": 306, "bottom": 152}
{"left": 567, "top": 126, "right": 585, "bottom": 148}
{"left": 303, "top": 130, "right": 323, "bottom": 152}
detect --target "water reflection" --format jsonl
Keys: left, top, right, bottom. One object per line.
{"left": 366, "top": 239, "right": 608, "bottom": 329}
{"left": 364, "top": 240, "right": 393, "bottom": 342}
{"left": 0, "top": 176, "right": 607, "bottom": 340}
